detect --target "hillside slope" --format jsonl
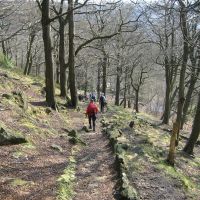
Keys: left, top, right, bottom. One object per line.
{"left": 0, "top": 68, "right": 75, "bottom": 199}
{"left": 102, "top": 106, "right": 200, "bottom": 199}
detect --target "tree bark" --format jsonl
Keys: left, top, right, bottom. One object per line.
{"left": 27, "top": 53, "right": 33, "bottom": 75}
{"left": 124, "top": 71, "right": 127, "bottom": 108}
{"left": 2, "top": 41, "right": 7, "bottom": 57}
{"left": 167, "top": 122, "right": 179, "bottom": 166}
{"left": 68, "top": 0, "right": 77, "bottom": 108}
{"left": 84, "top": 64, "right": 88, "bottom": 96}
{"left": 167, "top": 0, "right": 189, "bottom": 165}
{"left": 41, "top": 0, "right": 56, "bottom": 108}
{"left": 162, "top": 80, "right": 171, "bottom": 124}
{"left": 162, "top": 7, "right": 178, "bottom": 125}
{"left": 102, "top": 50, "right": 107, "bottom": 95}
{"left": 175, "top": 1, "right": 189, "bottom": 142}
{"left": 115, "top": 64, "right": 121, "bottom": 106}
{"left": 128, "top": 85, "right": 131, "bottom": 108}
{"left": 183, "top": 92, "right": 200, "bottom": 155}
{"left": 181, "top": 40, "right": 200, "bottom": 128}
{"left": 135, "top": 89, "right": 139, "bottom": 113}
{"left": 59, "top": 20, "right": 67, "bottom": 97}
{"left": 97, "top": 64, "right": 101, "bottom": 100}
{"left": 24, "top": 33, "right": 35, "bottom": 75}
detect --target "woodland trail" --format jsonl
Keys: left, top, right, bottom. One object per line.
{"left": 70, "top": 110, "right": 119, "bottom": 200}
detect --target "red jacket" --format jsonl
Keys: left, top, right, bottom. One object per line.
{"left": 86, "top": 102, "right": 98, "bottom": 116}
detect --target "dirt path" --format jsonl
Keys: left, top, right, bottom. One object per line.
{"left": 71, "top": 111, "right": 119, "bottom": 200}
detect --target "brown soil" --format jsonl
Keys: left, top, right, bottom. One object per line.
{"left": 69, "top": 110, "right": 119, "bottom": 200}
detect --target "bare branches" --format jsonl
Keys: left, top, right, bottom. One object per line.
{"left": 49, "top": 0, "right": 89, "bottom": 23}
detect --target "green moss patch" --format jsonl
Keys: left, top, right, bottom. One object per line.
{"left": 10, "top": 178, "right": 32, "bottom": 187}
{"left": 57, "top": 147, "right": 80, "bottom": 200}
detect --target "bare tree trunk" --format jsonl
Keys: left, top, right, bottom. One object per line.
{"left": 56, "top": 65, "right": 59, "bottom": 84}
{"left": 135, "top": 89, "right": 139, "bottom": 113}
{"left": 2, "top": 41, "right": 7, "bottom": 57}
{"left": 41, "top": 0, "right": 56, "bottom": 108}
{"left": 59, "top": 20, "right": 67, "bottom": 97}
{"left": 15, "top": 54, "right": 17, "bottom": 66}
{"left": 27, "top": 53, "right": 33, "bottom": 75}
{"left": 128, "top": 85, "right": 131, "bottom": 108}
{"left": 115, "top": 64, "right": 121, "bottom": 106}
{"left": 162, "top": 7, "right": 178, "bottom": 125}
{"left": 181, "top": 40, "right": 200, "bottom": 128}
{"left": 175, "top": 1, "right": 189, "bottom": 143}
{"left": 84, "top": 64, "right": 88, "bottom": 96}
{"left": 24, "top": 33, "right": 35, "bottom": 75}
{"left": 183, "top": 92, "right": 200, "bottom": 155}
{"left": 68, "top": 0, "right": 77, "bottom": 108}
{"left": 162, "top": 81, "right": 171, "bottom": 124}
{"left": 167, "top": 0, "right": 189, "bottom": 165}
{"left": 124, "top": 72, "right": 127, "bottom": 108}
{"left": 102, "top": 50, "right": 107, "bottom": 95}
{"left": 97, "top": 64, "right": 101, "bottom": 100}
{"left": 21, "top": 50, "right": 24, "bottom": 68}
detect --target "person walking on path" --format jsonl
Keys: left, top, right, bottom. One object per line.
{"left": 86, "top": 99, "right": 99, "bottom": 131}
{"left": 89, "top": 93, "right": 96, "bottom": 102}
{"left": 99, "top": 93, "right": 106, "bottom": 113}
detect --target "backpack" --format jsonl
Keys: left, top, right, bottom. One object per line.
{"left": 100, "top": 95, "right": 106, "bottom": 103}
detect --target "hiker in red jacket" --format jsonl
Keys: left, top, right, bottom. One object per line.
{"left": 86, "top": 99, "right": 99, "bottom": 131}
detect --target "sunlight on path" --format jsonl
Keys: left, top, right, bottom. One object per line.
{"left": 72, "top": 112, "right": 118, "bottom": 200}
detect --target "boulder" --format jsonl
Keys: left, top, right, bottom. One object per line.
{"left": 82, "top": 126, "right": 90, "bottom": 132}
{"left": 0, "top": 127, "right": 27, "bottom": 145}
{"left": 129, "top": 121, "right": 135, "bottom": 128}
{"left": 68, "top": 130, "right": 77, "bottom": 137}
{"left": 51, "top": 144, "right": 63, "bottom": 152}
{"left": 45, "top": 107, "right": 52, "bottom": 114}
{"left": 2, "top": 93, "right": 12, "bottom": 99}
{"left": 12, "top": 91, "right": 28, "bottom": 110}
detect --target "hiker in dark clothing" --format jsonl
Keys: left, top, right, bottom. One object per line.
{"left": 99, "top": 93, "right": 106, "bottom": 113}
{"left": 86, "top": 99, "right": 99, "bottom": 131}
{"left": 90, "top": 93, "right": 96, "bottom": 102}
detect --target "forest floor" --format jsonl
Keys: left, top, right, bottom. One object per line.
{"left": 0, "top": 67, "right": 200, "bottom": 200}
{"left": 0, "top": 68, "right": 118, "bottom": 200}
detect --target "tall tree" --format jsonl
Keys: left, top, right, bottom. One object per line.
{"left": 181, "top": 22, "right": 200, "bottom": 128}
{"left": 167, "top": 0, "right": 189, "bottom": 165}
{"left": 183, "top": 91, "right": 200, "bottom": 155}
{"left": 37, "top": 0, "right": 56, "bottom": 108}
{"left": 68, "top": 0, "right": 77, "bottom": 108}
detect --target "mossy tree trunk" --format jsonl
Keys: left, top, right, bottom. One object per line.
{"left": 167, "top": 122, "right": 179, "bottom": 166}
